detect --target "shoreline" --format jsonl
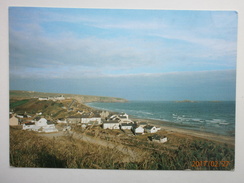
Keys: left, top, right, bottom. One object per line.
{"left": 84, "top": 102, "right": 235, "bottom": 146}
{"left": 83, "top": 103, "right": 235, "bottom": 146}
{"left": 132, "top": 117, "right": 235, "bottom": 146}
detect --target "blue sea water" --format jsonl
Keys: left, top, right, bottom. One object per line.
{"left": 86, "top": 101, "right": 235, "bottom": 136}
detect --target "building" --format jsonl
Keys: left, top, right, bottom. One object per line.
{"left": 38, "top": 97, "right": 48, "bottom": 101}
{"left": 9, "top": 114, "right": 19, "bottom": 126}
{"left": 22, "top": 117, "right": 58, "bottom": 133}
{"left": 67, "top": 116, "right": 81, "bottom": 124}
{"left": 34, "top": 117, "right": 48, "bottom": 126}
{"left": 103, "top": 120, "right": 120, "bottom": 129}
{"left": 132, "top": 125, "right": 144, "bottom": 135}
{"left": 148, "top": 134, "right": 168, "bottom": 143}
{"left": 120, "top": 123, "right": 133, "bottom": 130}
{"left": 81, "top": 117, "right": 102, "bottom": 124}
{"left": 23, "top": 122, "right": 35, "bottom": 130}
{"left": 144, "top": 125, "right": 159, "bottom": 133}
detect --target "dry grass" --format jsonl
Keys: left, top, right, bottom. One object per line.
{"left": 10, "top": 126, "right": 235, "bottom": 170}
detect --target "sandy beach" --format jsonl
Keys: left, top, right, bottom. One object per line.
{"left": 132, "top": 117, "right": 235, "bottom": 146}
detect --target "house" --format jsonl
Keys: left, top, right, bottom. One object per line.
{"left": 67, "top": 116, "right": 81, "bottom": 124}
{"left": 80, "top": 113, "right": 102, "bottom": 125}
{"left": 118, "top": 113, "right": 129, "bottom": 119}
{"left": 23, "top": 117, "right": 58, "bottom": 133}
{"left": 23, "top": 122, "right": 35, "bottom": 130}
{"left": 38, "top": 97, "right": 48, "bottom": 101}
{"left": 120, "top": 123, "right": 133, "bottom": 130}
{"left": 103, "top": 120, "right": 120, "bottom": 129}
{"left": 148, "top": 134, "right": 168, "bottom": 143}
{"left": 139, "top": 122, "right": 148, "bottom": 127}
{"left": 55, "top": 95, "right": 65, "bottom": 100}
{"left": 109, "top": 113, "right": 129, "bottom": 121}
{"left": 81, "top": 117, "right": 102, "bottom": 124}
{"left": 132, "top": 125, "right": 144, "bottom": 135}
{"left": 9, "top": 114, "right": 19, "bottom": 126}
{"left": 144, "top": 125, "right": 159, "bottom": 133}
{"left": 34, "top": 117, "right": 48, "bottom": 126}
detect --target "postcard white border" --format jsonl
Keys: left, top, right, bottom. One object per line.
{"left": 1, "top": 0, "right": 244, "bottom": 183}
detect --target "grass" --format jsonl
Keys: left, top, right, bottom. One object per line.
{"left": 10, "top": 99, "right": 30, "bottom": 108}
{"left": 10, "top": 126, "right": 235, "bottom": 170}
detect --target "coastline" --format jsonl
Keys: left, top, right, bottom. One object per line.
{"left": 85, "top": 102, "right": 235, "bottom": 147}
{"left": 132, "top": 117, "right": 235, "bottom": 146}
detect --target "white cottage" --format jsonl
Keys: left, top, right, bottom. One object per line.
{"left": 34, "top": 117, "right": 48, "bottom": 126}
{"left": 81, "top": 117, "right": 102, "bottom": 124}
{"left": 103, "top": 120, "right": 120, "bottom": 129}
{"left": 148, "top": 134, "right": 168, "bottom": 143}
{"left": 144, "top": 125, "right": 158, "bottom": 133}
{"left": 120, "top": 123, "right": 133, "bottom": 130}
{"left": 132, "top": 126, "right": 144, "bottom": 135}
{"left": 23, "top": 117, "right": 58, "bottom": 133}
{"left": 23, "top": 122, "right": 35, "bottom": 130}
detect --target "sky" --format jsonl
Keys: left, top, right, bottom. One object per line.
{"left": 9, "top": 7, "right": 238, "bottom": 101}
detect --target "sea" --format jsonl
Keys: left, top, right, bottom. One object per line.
{"left": 86, "top": 101, "right": 235, "bottom": 136}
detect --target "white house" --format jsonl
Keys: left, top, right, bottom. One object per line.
{"left": 81, "top": 117, "right": 102, "bottom": 124}
{"left": 23, "top": 122, "right": 35, "bottom": 130}
{"left": 38, "top": 97, "right": 48, "bottom": 101}
{"left": 132, "top": 126, "right": 144, "bottom": 135}
{"left": 22, "top": 117, "right": 58, "bottom": 133}
{"left": 148, "top": 134, "right": 168, "bottom": 143}
{"left": 34, "top": 117, "right": 48, "bottom": 126}
{"left": 120, "top": 123, "right": 133, "bottom": 130}
{"left": 144, "top": 125, "right": 159, "bottom": 133}
{"left": 118, "top": 113, "right": 129, "bottom": 119}
{"left": 55, "top": 95, "right": 65, "bottom": 100}
{"left": 103, "top": 120, "right": 120, "bottom": 129}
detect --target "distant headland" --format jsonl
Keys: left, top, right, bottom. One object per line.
{"left": 10, "top": 90, "right": 128, "bottom": 103}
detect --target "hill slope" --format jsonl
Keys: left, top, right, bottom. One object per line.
{"left": 10, "top": 90, "right": 128, "bottom": 103}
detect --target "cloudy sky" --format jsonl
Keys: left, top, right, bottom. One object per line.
{"left": 9, "top": 8, "right": 237, "bottom": 101}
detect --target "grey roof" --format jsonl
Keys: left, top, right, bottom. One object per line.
{"left": 120, "top": 123, "right": 133, "bottom": 126}
{"left": 103, "top": 120, "right": 120, "bottom": 124}
{"left": 34, "top": 117, "right": 41, "bottom": 121}
{"left": 144, "top": 125, "right": 155, "bottom": 130}
{"left": 149, "top": 134, "right": 167, "bottom": 140}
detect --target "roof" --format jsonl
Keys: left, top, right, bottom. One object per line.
{"left": 34, "top": 117, "right": 41, "bottom": 121}
{"left": 144, "top": 125, "right": 155, "bottom": 130}
{"left": 120, "top": 123, "right": 133, "bottom": 126}
{"left": 67, "top": 116, "right": 81, "bottom": 119}
{"left": 149, "top": 134, "right": 167, "bottom": 140}
{"left": 103, "top": 120, "right": 120, "bottom": 124}
{"left": 24, "top": 122, "right": 35, "bottom": 125}
{"left": 47, "top": 120, "right": 55, "bottom": 125}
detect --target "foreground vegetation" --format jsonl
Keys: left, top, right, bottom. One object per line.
{"left": 10, "top": 127, "right": 234, "bottom": 170}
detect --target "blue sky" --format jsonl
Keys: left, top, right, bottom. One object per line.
{"left": 9, "top": 8, "right": 237, "bottom": 100}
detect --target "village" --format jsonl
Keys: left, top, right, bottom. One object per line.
{"left": 9, "top": 95, "right": 168, "bottom": 143}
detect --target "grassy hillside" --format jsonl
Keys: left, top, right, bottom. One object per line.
{"left": 9, "top": 98, "right": 94, "bottom": 119}
{"left": 10, "top": 90, "right": 128, "bottom": 103}
{"left": 10, "top": 126, "right": 234, "bottom": 170}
